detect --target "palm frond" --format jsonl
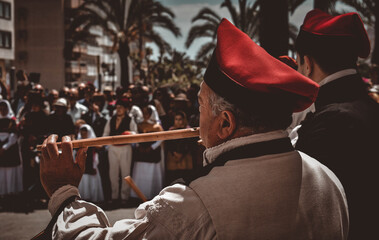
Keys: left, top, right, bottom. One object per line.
{"left": 196, "top": 41, "right": 216, "bottom": 61}
{"left": 79, "top": 0, "right": 121, "bottom": 29}
{"left": 191, "top": 7, "right": 221, "bottom": 25}
{"left": 150, "top": 15, "right": 181, "bottom": 37}
{"left": 185, "top": 24, "right": 217, "bottom": 48}
{"left": 144, "top": 29, "right": 171, "bottom": 54}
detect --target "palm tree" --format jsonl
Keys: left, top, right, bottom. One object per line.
{"left": 66, "top": 0, "right": 181, "bottom": 87}
{"left": 185, "top": 0, "right": 260, "bottom": 62}
{"left": 185, "top": 7, "right": 221, "bottom": 61}
{"left": 221, "top": 0, "right": 260, "bottom": 38}
{"left": 186, "top": 0, "right": 306, "bottom": 61}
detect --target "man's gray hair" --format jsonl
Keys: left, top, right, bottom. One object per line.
{"left": 208, "top": 89, "right": 235, "bottom": 116}
{"left": 207, "top": 89, "right": 254, "bottom": 130}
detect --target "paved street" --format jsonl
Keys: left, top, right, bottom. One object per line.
{"left": 0, "top": 207, "right": 136, "bottom": 240}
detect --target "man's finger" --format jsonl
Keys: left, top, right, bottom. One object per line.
{"left": 40, "top": 138, "right": 49, "bottom": 168}
{"left": 46, "top": 134, "right": 59, "bottom": 161}
{"left": 61, "top": 136, "right": 74, "bottom": 165}
{"left": 76, "top": 147, "right": 88, "bottom": 175}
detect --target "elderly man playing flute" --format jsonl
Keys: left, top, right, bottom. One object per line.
{"left": 37, "top": 19, "right": 348, "bottom": 240}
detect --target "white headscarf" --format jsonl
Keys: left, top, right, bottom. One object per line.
{"left": 77, "top": 124, "right": 96, "bottom": 139}
{"left": 0, "top": 99, "right": 15, "bottom": 119}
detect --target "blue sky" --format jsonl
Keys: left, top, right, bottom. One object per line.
{"left": 148, "top": 0, "right": 358, "bottom": 60}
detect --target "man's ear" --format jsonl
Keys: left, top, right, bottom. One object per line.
{"left": 217, "top": 111, "right": 236, "bottom": 140}
{"left": 304, "top": 55, "right": 314, "bottom": 78}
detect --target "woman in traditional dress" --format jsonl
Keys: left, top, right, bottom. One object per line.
{"left": 131, "top": 106, "right": 164, "bottom": 200}
{"left": 77, "top": 124, "right": 104, "bottom": 203}
{"left": 165, "top": 111, "right": 196, "bottom": 185}
{"left": 0, "top": 99, "right": 23, "bottom": 196}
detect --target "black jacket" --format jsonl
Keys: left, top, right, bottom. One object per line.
{"left": 47, "top": 113, "right": 75, "bottom": 139}
{"left": 295, "top": 73, "right": 379, "bottom": 239}
{"left": 82, "top": 111, "right": 107, "bottom": 138}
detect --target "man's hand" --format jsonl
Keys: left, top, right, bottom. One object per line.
{"left": 40, "top": 135, "right": 87, "bottom": 197}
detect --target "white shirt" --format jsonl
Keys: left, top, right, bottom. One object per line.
{"left": 318, "top": 68, "right": 357, "bottom": 87}
{"left": 67, "top": 102, "right": 88, "bottom": 123}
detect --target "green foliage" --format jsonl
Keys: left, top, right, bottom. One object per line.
{"left": 67, "top": 0, "right": 181, "bottom": 86}
{"left": 147, "top": 50, "right": 204, "bottom": 89}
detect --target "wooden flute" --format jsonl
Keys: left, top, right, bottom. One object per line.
{"left": 36, "top": 127, "right": 200, "bottom": 151}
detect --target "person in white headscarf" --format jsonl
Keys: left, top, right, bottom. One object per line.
{"left": 0, "top": 99, "right": 23, "bottom": 196}
{"left": 77, "top": 124, "right": 104, "bottom": 203}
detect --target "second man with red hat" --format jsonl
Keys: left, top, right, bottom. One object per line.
{"left": 294, "top": 9, "right": 379, "bottom": 239}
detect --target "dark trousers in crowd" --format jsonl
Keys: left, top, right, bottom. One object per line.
{"left": 97, "top": 147, "right": 111, "bottom": 202}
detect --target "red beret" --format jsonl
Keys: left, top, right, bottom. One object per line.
{"left": 296, "top": 9, "right": 370, "bottom": 58}
{"left": 204, "top": 19, "right": 319, "bottom": 113}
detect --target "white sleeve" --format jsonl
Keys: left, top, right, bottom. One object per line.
{"left": 151, "top": 140, "right": 162, "bottom": 150}
{"left": 129, "top": 105, "right": 143, "bottom": 124}
{"left": 81, "top": 104, "right": 89, "bottom": 114}
{"left": 150, "top": 105, "right": 161, "bottom": 124}
{"left": 49, "top": 184, "right": 214, "bottom": 240}
{"left": 102, "top": 119, "right": 111, "bottom": 137}
{"left": 129, "top": 117, "right": 138, "bottom": 134}
{"left": 2, "top": 133, "right": 17, "bottom": 150}
{"left": 289, "top": 125, "right": 301, "bottom": 147}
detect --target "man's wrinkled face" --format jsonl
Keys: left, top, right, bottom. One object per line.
{"left": 198, "top": 82, "right": 220, "bottom": 149}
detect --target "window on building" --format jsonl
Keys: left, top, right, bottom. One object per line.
{"left": 0, "top": 1, "right": 11, "bottom": 20}
{"left": 0, "top": 31, "right": 11, "bottom": 49}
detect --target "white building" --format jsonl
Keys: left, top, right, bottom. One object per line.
{"left": 0, "top": 0, "right": 14, "bottom": 92}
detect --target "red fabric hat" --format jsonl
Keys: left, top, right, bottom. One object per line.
{"left": 204, "top": 19, "right": 319, "bottom": 113}
{"left": 296, "top": 9, "right": 370, "bottom": 58}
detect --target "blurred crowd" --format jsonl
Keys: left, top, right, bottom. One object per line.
{"left": 0, "top": 70, "right": 204, "bottom": 211}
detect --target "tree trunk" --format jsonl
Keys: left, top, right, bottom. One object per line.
{"left": 118, "top": 42, "right": 130, "bottom": 88}
{"left": 371, "top": 2, "right": 379, "bottom": 84}
{"left": 259, "top": 0, "right": 289, "bottom": 58}
{"left": 314, "top": 0, "right": 330, "bottom": 12}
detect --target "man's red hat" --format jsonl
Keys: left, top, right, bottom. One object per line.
{"left": 296, "top": 9, "right": 370, "bottom": 58}
{"left": 204, "top": 18, "right": 319, "bottom": 113}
